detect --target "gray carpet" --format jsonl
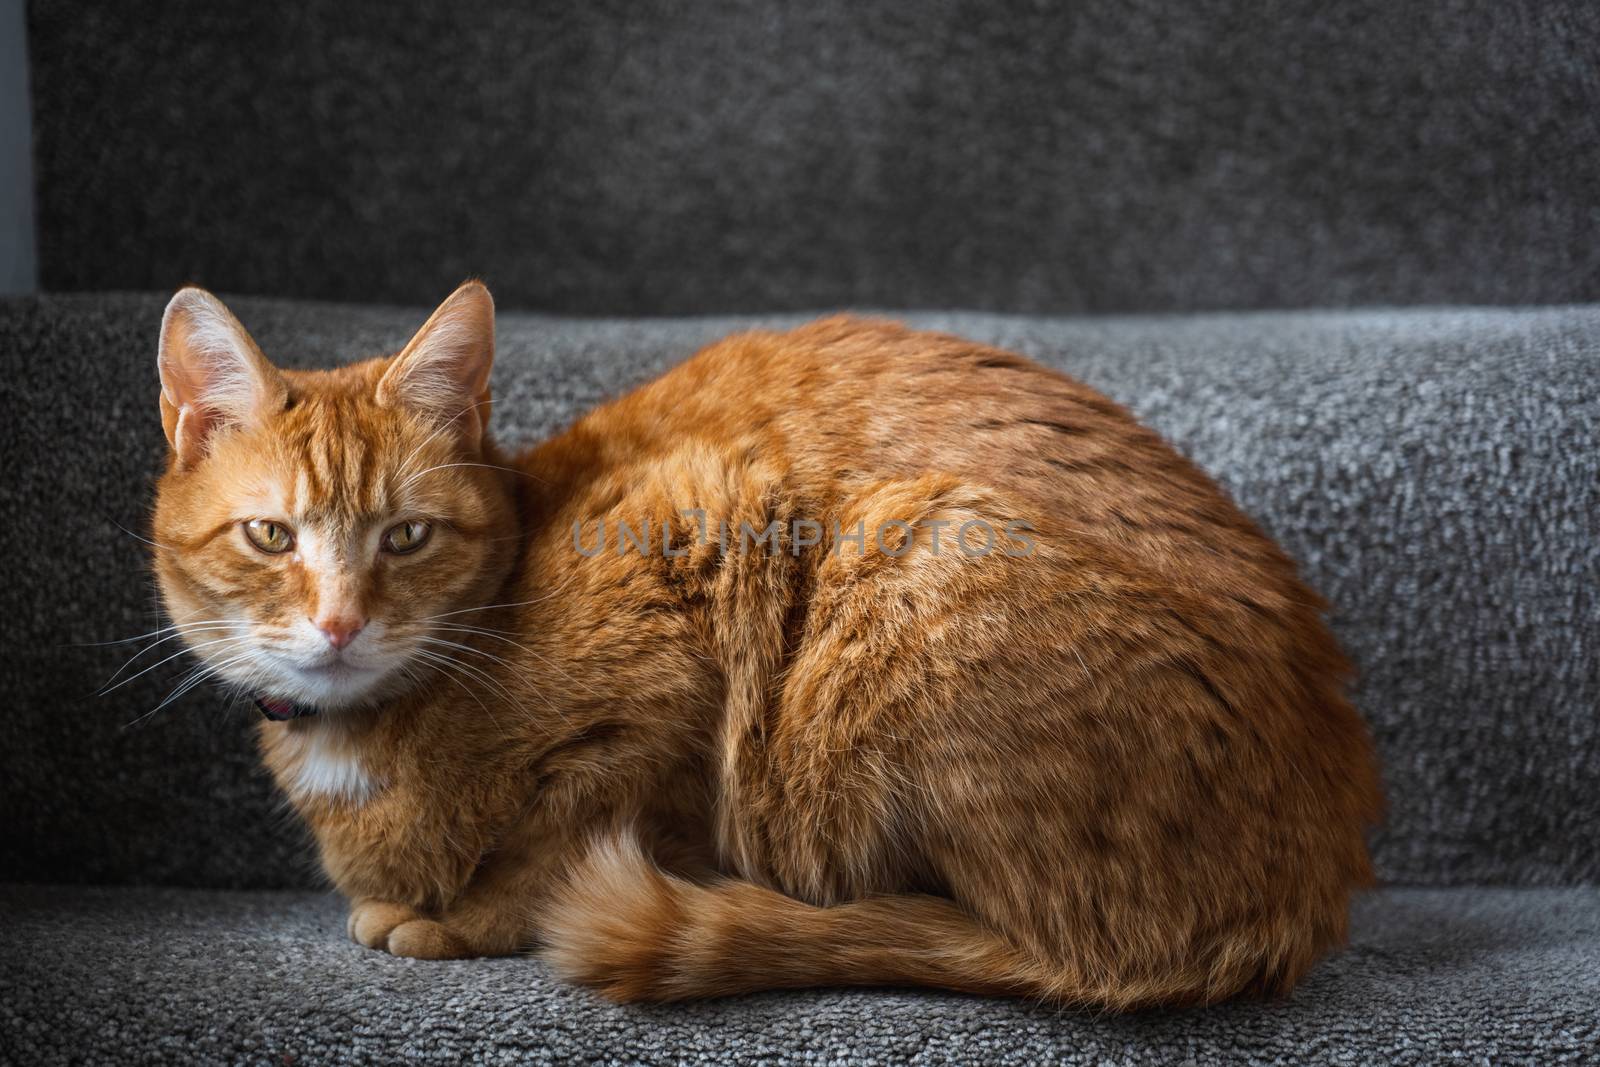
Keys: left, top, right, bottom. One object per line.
{"left": 4, "top": 294, "right": 1597, "bottom": 1061}
{"left": 26, "top": 0, "right": 1600, "bottom": 314}
{"left": 2, "top": 884, "right": 1596, "bottom": 1065}
{"left": 4, "top": 294, "right": 1596, "bottom": 890}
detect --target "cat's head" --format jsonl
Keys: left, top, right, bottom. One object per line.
{"left": 151, "top": 282, "right": 519, "bottom": 715}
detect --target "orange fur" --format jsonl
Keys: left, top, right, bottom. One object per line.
{"left": 153, "top": 283, "right": 1382, "bottom": 1008}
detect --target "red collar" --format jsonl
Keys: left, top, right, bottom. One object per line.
{"left": 254, "top": 696, "right": 320, "bottom": 721}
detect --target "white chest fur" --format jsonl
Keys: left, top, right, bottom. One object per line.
{"left": 277, "top": 725, "right": 378, "bottom": 804}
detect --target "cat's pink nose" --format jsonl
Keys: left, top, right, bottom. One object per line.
{"left": 314, "top": 616, "right": 365, "bottom": 650}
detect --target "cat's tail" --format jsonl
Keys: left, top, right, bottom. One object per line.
{"left": 537, "top": 835, "right": 1212, "bottom": 1009}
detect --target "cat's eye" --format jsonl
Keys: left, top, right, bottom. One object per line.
{"left": 243, "top": 519, "right": 294, "bottom": 554}
{"left": 382, "top": 520, "right": 432, "bottom": 555}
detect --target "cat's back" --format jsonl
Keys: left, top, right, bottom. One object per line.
{"left": 558, "top": 315, "right": 1153, "bottom": 498}
{"left": 553, "top": 317, "right": 1302, "bottom": 593}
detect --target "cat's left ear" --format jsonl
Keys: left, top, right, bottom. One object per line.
{"left": 376, "top": 280, "right": 495, "bottom": 452}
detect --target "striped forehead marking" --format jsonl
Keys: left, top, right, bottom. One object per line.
{"left": 280, "top": 396, "right": 390, "bottom": 524}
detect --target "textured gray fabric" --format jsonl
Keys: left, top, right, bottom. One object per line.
{"left": 2, "top": 293, "right": 1596, "bottom": 890}
{"left": 2, "top": 883, "right": 1597, "bottom": 1065}
{"left": 26, "top": 1, "right": 1600, "bottom": 315}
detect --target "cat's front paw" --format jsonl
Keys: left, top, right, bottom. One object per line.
{"left": 386, "top": 918, "right": 470, "bottom": 960}
{"left": 347, "top": 900, "right": 424, "bottom": 950}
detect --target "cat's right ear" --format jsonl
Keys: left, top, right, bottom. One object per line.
{"left": 157, "top": 288, "right": 288, "bottom": 468}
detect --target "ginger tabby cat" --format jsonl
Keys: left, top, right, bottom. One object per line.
{"left": 151, "top": 281, "right": 1381, "bottom": 1008}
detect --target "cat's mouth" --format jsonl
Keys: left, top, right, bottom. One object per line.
{"left": 247, "top": 654, "right": 396, "bottom": 715}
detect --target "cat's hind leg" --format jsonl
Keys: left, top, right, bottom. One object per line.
{"left": 540, "top": 478, "right": 1114, "bottom": 1001}
{"left": 714, "top": 475, "right": 1050, "bottom": 905}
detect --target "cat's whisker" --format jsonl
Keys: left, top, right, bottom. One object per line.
{"left": 419, "top": 633, "right": 521, "bottom": 662}
{"left": 215, "top": 665, "right": 277, "bottom": 709}
{"left": 408, "top": 653, "right": 481, "bottom": 705}
{"left": 176, "top": 649, "right": 262, "bottom": 700}
{"left": 392, "top": 396, "right": 495, "bottom": 479}
{"left": 155, "top": 648, "right": 255, "bottom": 709}
{"left": 436, "top": 626, "right": 603, "bottom": 701}
{"left": 124, "top": 647, "right": 258, "bottom": 728}
{"left": 390, "top": 397, "right": 504, "bottom": 501}
{"left": 430, "top": 621, "right": 530, "bottom": 642}
{"left": 430, "top": 622, "right": 521, "bottom": 639}
{"left": 409, "top": 646, "right": 547, "bottom": 739}
{"left": 417, "top": 636, "right": 551, "bottom": 698}
{"left": 99, "top": 634, "right": 249, "bottom": 696}
{"left": 132, "top": 671, "right": 230, "bottom": 726}
{"left": 142, "top": 665, "right": 219, "bottom": 719}
{"left": 73, "top": 618, "right": 237, "bottom": 647}
{"left": 110, "top": 518, "right": 182, "bottom": 554}
{"left": 419, "top": 627, "right": 592, "bottom": 715}
{"left": 410, "top": 648, "right": 506, "bottom": 726}
{"left": 392, "top": 416, "right": 457, "bottom": 479}
{"left": 414, "top": 638, "right": 523, "bottom": 702}
{"left": 399, "top": 461, "right": 545, "bottom": 494}
{"left": 98, "top": 624, "right": 240, "bottom": 687}
{"left": 517, "top": 646, "right": 605, "bottom": 702}
{"left": 419, "top": 572, "right": 582, "bottom": 630}
{"left": 419, "top": 576, "right": 577, "bottom": 622}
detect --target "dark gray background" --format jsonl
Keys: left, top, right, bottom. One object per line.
{"left": 2, "top": 0, "right": 35, "bottom": 294}
{"left": 25, "top": 0, "right": 1600, "bottom": 315}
